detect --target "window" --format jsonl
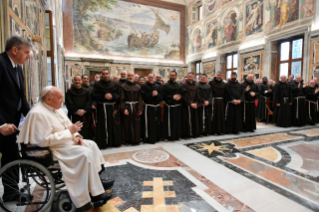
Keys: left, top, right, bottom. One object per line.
{"left": 225, "top": 53, "right": 238, "bottom": 79}
{"left": 192, "top": 2, "right": 203, "bottom": 23}
{"left": 198, "top": 5, "right": 203, "bottom": 20}
{"left": 277, "top": 36, "right": 304, "bottom": 80}
{"left": 195, "top": 61, "right": 202, "bottom": 80}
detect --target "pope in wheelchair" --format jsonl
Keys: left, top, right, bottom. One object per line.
{"left": 6, "top": 86, "right": 114, "bottom": 211}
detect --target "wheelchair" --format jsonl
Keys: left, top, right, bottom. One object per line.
{"left": 0, "top": 144, "right": 107, "bottom": 212}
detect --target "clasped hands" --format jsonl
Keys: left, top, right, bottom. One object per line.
{"left": 77, "top": 109, "right": 85, "bottom": 116}
{"left": 173, "top": 94, "right": 181, "bottom": 101}
{"left": 124, "top": 109, "right": 142, "bottom": 116}
{"left": 232, "top": 99, "right": 241, "bottom": 105}
{"left": 104, "top": 93, "right": 113, "bottom": 100}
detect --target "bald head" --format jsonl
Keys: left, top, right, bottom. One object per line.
{"left": 42, "top": 87, "right": 64, "bottom": 110}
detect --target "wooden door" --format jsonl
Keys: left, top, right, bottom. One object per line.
{"left": 134, "top": 69, "right": 152, "bottom": 77}
{"left": 90, "top": 71, "right": 101, "bottom": 83}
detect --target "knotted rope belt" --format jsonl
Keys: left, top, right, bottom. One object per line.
{"left": 187, "top": 105, "right": 193, "bottom": 136}
{"left": 306, "top": 99, "right": 317, "bottom": 120}
{"left": 144, "top": 103, "right": 160, "bottom": 138}
{"left": 212, "top": 97, "right": 223, "bottom": 121}
{"left": 294, "top": 96, "right": 305, "bottom": 119}
{"left": 98, "top": 102, "right": 116, "bottom": 145}
{"left": 225, "top": 101, "right": 236, "bottom": 121}
{"left": 260, "top": 96, "right": 270, "bottom": 118}
{"left": 164, "top": 102, "right": 181, "bottom": 137}
{"left": 125, "top": 101, "right": 138, "bottom": 113}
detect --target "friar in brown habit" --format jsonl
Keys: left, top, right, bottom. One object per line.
{"left": 120, "top": 71, "right": 144, "bottom": 144}
{"left": 209, "top": 71, "right": 226, "bottom": 135}
{"left": 182, "top": 72, "right": 201, "bottom": 138}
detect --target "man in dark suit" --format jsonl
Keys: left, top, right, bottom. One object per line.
{"left": 0, "top": 36, "right": 31, "bottom": 201}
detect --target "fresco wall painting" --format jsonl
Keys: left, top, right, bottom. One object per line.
{"left": 222, "top": 10, "right": 237, "bottom": 43}
{"left": 71, "top": 0, "right": 183, "bottom": 61}
{"left": 187, "top": 0, "right": 316, "bottom": 58}
{"left": 9, "top": 15, "right": 23, "bottom": 37}
{"left": 192, "top": 28, "right": 202, "bottom": 53}
{"left": 25, "top": 0, "right": 38, "bottom": 35}
{"left": 205, "top": 20, "right": 218, "bottom": 49}
{"left": 9, "top": 0, "right": 24, "bottom": 21}
{"left": 245, "top": 0, "right": 263, "bottom": 36}
{"left": 309, "top": 38, "right": 319, "bottom": 81}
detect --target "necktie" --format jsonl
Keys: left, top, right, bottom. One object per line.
{"left": 15, "top": 66, "right": 21, "bottom": 111}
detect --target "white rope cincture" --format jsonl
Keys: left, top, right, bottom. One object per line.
{"left": 164, "top": 102, "right": 180, "bottom": 137}
{"left": 100, "top": 102, "right": 116, "bottom": 145}
{"left": 144, "top": 104, "right": 160, "bottom": 138}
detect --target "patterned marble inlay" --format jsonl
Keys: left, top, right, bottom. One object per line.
{"left": 103, "top": 147, "right": 254, "bottom": 211}
{"left": 281, "top": 141, "right": 319, "bottom": 177}
{"left": 291, "top": 128, "right": 319, "bottom": 136}
{"left": 99, "top": 163, "right": 217, "bottom": 212}
{"left": 224, "top": 133, "right": 300, "bottom": 148}
{"left": 133, "top": 149, "right": 170, "bottom": 163}
{"left": 223, "top": 154, "right": 319, "bottom": 205}
{"left": 248, "top": 147, "right": 281, "bottom": 162}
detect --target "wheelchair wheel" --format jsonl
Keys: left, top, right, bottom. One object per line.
{"left": 32, "top": 169, "right": 65, "bottom": 190}
{"left": 0, "top": 160, "right": 55, "bottom": 212}
{"left": 51, "top": 191, "right": 76, "bottom": 212}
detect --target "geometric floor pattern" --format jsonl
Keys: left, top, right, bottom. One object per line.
{"left": 186, "top": 128, "right": 319, "bottom": 211}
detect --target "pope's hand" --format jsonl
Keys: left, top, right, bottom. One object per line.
{"left": 124, "top": 109, "right": 129, "bottom": 116}
{"left": 0, "top": 124, "right": 16, "bottom": 136}
{"left": 76, "top": 137, "right": 83, "bottom": 146}
{"left": 69, "top": 121, "right": 83, "bottom": 134}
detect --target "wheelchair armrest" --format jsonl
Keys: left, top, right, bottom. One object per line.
{"left": 20, "top": 144, "right": 55, "bottom": 167}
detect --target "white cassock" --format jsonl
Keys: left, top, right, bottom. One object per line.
{"left": 17, "top": 102, "right": 106, "bottom": 208}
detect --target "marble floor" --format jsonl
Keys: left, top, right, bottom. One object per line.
{"left": 2, "top": 124, "right": 318, "bottom": 212}
{"left": 94, "top": 124, "right": 319, "bottom": 212}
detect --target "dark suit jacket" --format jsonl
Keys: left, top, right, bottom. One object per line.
{"left": 0, "top": 52, "right": 30, "bottom": 126}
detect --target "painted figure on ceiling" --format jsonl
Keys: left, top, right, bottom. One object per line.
{"left": 224, "top": 12, "right": 237, "bottom": 43}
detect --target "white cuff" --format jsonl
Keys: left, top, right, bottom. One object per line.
{"left": 0, "top": 123, "right": 7, "bottom": 129}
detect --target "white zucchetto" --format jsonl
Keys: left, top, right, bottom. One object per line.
{"left": 40, "top": 86, "right": 54, "bottom": 98}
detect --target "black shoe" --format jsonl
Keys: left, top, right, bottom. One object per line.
{"left": 91, "top": 193, "right": 112, "bottom": 202}
{"left": 101, "top": 178, "right": 114, "bottom": 190}
{"left": 3, "top": 193, "right": 34, "bottom": 202}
